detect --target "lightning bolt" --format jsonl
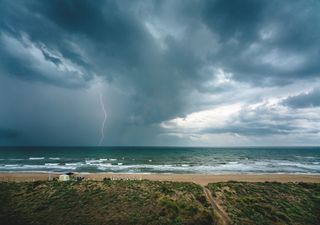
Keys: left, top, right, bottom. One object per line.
{"left": 99, "top": 91, "right": 107, "bottom": 146}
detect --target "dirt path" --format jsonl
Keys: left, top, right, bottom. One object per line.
{"left": 1, "top": 173, "right": 320, "bottom": 184}
{"left": 202, "top": 186, "right": 231, "bottom": 225}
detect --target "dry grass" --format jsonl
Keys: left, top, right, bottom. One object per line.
{"left": 0, "top": 179, "right": 214, "bottom": 225}
{"left": 207, "top": 182, "right": 320, "bottom": 225}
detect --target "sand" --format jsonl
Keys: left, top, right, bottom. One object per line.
{"left": 0, "top": 173, "right": 319, "bottom": 185}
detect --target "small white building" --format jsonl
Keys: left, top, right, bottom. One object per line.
{"left": 59, "top": 174, "right": 70, "bottom": 181}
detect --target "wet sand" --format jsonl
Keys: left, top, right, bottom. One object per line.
{"left": 0, "top": 173, "right": 319, "bottom": 185}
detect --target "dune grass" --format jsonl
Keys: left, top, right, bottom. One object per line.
{"left": 207, "top": 182, "right": 320, "bottom": 225}
{"left": 0, "top": 179, "right": 213, "bottom": 225}
{"left": 1, "top": 179, "right": 320, "bottom": 225}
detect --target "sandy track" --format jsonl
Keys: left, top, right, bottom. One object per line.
{"left": 0, "top": 173, "right": 319, "bottom": 185}
{"left": 202, "top": 185, "right": 231, "bottom": 225}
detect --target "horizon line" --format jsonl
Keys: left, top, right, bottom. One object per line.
{"left": 0, "top": 145, "right": 320, "bottom": 148}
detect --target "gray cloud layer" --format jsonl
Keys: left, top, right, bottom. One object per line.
{"left": 284, "top": 89, "right": 320, "bottom": 108}
{"left": 0, "top": 0, "right": 320, "bottom": 146}
{"left": 0, "top": 128, "right": 18, "bottom": 140}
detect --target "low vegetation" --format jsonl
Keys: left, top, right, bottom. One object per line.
{"left": 1, "top": 180, "right": 320, "bottom": 225}
{"left": 0, "top": 180, "right": 214, "bottom": 225}
{"left": 207, "top": 182, "right": 320, "bottom": 225}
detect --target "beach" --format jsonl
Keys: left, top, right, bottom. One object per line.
{"left": 1, "top": 147, "right": 319, "bottom": 185}
{"left": 1, "top": 172, "right": 320, "bottom": 224}
{"left": 1, "top": 172, "right": 319, "bottom": 185}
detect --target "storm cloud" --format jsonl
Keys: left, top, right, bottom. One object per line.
{"left": 0, "top": 0, "right": 320, "bottom": 146}
{"left": 284, "top": 89, "right": 320, "bottom": 108}
{"left": 0, "top": 128, "right": 18, "bottom": 140}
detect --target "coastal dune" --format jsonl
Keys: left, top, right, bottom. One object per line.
{"left": 1, "top": 173, "right": 319, "bottom": 185}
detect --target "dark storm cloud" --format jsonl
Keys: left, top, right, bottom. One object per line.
{"left": 0, "top": 0, "right": 320, "bottom": 145}
{"left": 0, "top": 0, "right": 96, "bottom": 87}
{"left": 0, "top": 0, "right": 205, "bottom": 124}
{"left": 283, "top": 89, "right": 320, "bottom": 108}
{"left": 204, "top": 125, "right": 293, "bottom": 136}
{"left": 29, "top": 0, "right": 153, "bottom": 70}
{"left": 1, "top": 0, "right": 319, "bottom": 103}
{"left": 203, "top": 0, "right": 266, "bottom": 43}
{"left": 201, "top": 0, "right": 320, "bottom": 84}
{"left": 201, "top": 104, "right": 319, "bottom": 137}
{"left": 203, "top": 115, "right": 299, "bottom": 137}
{"left": 0, "top": 128, "right": 18, "bottom": 140}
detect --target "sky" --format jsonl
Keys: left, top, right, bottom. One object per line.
{"left": 0, "top": 0, "right": 320, "bottom": 146}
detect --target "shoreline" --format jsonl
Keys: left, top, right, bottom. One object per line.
{"left": 1, "top": 172, "right": 320, "bottom": 185}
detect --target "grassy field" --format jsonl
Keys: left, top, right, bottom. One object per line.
{"left": 1, "top": 180, "right": 320, "bottom": 225}
{"left": 0, "top": 179, "right": 214, "bottom": 225}
{"left": 207, "top": 182, "right": 320, "bottom": 225}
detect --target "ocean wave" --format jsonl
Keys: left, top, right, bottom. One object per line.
{"left": 0, "top": 164, "right": 76, "bottom": 171}
{"left": 0, "top": 159, "right": 319, "bottom": 173}
{"left": 45, "top": 163, "right": 60, "bottom": 166}
{"left": 4, "top": 164, "right": 20, "bottom": 167}
{"left": 29, "top": 157, "right": 45, "bottom": 160}
{"left": 65, "top": 163, "right": 82, "bottom": 166}
{"left": 85, "top": 159, "right": 112, "bottom": 164}
{"left": 293, "top": 163, "right": 320, "bottom": 170}
{"left": 95, "top": 163, "right": 112, "bottom": 167}
{"left": 294, "top": 156, "right": 316, "bottom": 159}
{"left": 49, "top": 157, "right": 60, "bottom": 160}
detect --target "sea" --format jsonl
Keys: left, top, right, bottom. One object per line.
{"left": 0, "top": 147, "right": 319, "bottom": 174}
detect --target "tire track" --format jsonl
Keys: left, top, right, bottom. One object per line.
{"left": 202, "top": 186, "right": 232, "bottom": 225}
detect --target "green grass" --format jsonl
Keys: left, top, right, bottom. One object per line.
{"left": 0, "top": 180, "right": 214, "bottom": 225}
{"left": 207, "top": 182, "right": 320, "bottom": 225}
{"left": 2, "top": 180, "right": 319, "bottom": 225}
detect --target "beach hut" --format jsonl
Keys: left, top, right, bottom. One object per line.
{"left": 65, "top": 172, "right": 76, "bottom": 179}
{"left": 59, "top": 174, "right": 70, "bottom": 181}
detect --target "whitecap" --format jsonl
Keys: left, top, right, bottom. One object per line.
{"left": 65, "top": 163, "right": 82, "bottom": 166}
{"left": 45, "top": 163, "right": 59, "bottom": 166}
{"left": 29, "top": 157, "right": 45, "bottom": 160}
